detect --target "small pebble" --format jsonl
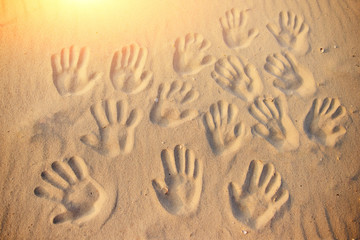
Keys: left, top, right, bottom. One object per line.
{"left": 242, "top": 230, "right": 248, "bottom": 235}
{"left": 320, "top": 48, "right": 325, "bottom": 53}
{"left": 154, "top": 98, "right": 159, "bottom": 103}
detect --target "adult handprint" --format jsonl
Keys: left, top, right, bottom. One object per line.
{"left": 211, "top": 55, "right": 263, "bottom": 102}
{"left": 51, "top": 46, "right": 102, "bottom": 96}
{"left": 34, "top": 156, "right": 107, "bottom": 224}
{"left": 249, "top": 96, "right": 299, "bottom": 151}
{"left": 267, "top": 11, "right": 310, "bottom": 55}
{"left": 304, "top": 98, "right": 347, "bottom": 147}
{"left": 152, "top": 145, "right": 203, "bottom": 216}
{"left": 264, "top": 51, "right": 316, "bottom": 97}
{"left": 173, "top": 33, "right": 216, "bottom": 76}
{"left": 110, "top": 43, "right": 153, "bottom": 94}
{"left": 150, "top": 80, "right": 199, "bottom": 127}
{"left": 81, "top": 99, "right": 143, "bottom": 157}
{"left": 229, "top": 160, "right": 289, "bottom": 230}
{"left": 220, "top": 8, "right": 259, "bottom": 49}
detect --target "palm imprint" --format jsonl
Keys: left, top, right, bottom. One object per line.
{"left": 203, "top": 100, "right": 246, "bottom": 155}
{"left": 304, "top": 98, "right": 347, "bottom": 147}
{"left": 220, "top": 8, "right": 259, "bottom": 49}
{"left": 152, "top": 145, "right": 203, "bottom": 216}
{"left": 267, "top": 11, "right": 310, "bottom": 55}
{"left": 150, "top": 80, "right": 199, "bottom": 127}
{"left": 34, "top": 156, "right": 106, "bottom": 224}
{"left": 81, "top": 99, "right": 143, "bottom": 157}
{"left": 212, "top": 55, "right": 263, "bottom": 102}
{"left": 51, "top": 46, "right": 102, "bottom": 96}
{"left": 229, "top": 160, "right": 289, "bottom": 230}
{"left": 110, "top": 43, "right": 153, "bottom": 94}
{"left": 249, "top": 96, "right": 299, "bottom": 151}
{"left": 264, "top": 51, "right": 316, "bottom": 97}
{"left": 173, "top": 33, "right": 216, "bottom": 76}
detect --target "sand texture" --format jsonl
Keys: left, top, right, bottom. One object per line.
{"left": 0, "top": 0, "right": 360, "bottom": 239}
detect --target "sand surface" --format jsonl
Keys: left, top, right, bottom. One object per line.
{"left": 0, "top": 0, "right": 360, "bottom": 239}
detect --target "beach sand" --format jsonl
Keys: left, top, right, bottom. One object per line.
{"left": 0, "top": 0, "right": 359, "bottom": 239}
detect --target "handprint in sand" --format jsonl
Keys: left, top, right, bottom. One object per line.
{"left": 267, "top": 11, "right": 310, "bottom": 55}
{"left": 173, "top": 33, "right": 216, "bottom": 76}
{"left": 34, "top": 156, "right": 107, "bottom": 224}
{"left": 211, "top": 56, "right": 263, "bottom": 102}
{"left": 110, "top": 43, "right": 153, "bottom": 94}
{"left": 152, "top": 145, "right": 203, "bottom": 216}
{"left": 304, "top": 98, "right": 347, "bottom": 147}
{"left": 51, "top": 46, "right": 102, "bottom": 96}
{"left": 249, "top": 96, "right": 299, "bottom": 151}
{"left": 220, "top": 8, "right": 259, "bottom": 49}
{"left": 264, "top": 51, "right": 316, "bottom": 97}
{"left": 150, "top": 80, "right": 199, "bottom": 127}
{"left": 203, "top": 100, "right": 246, "bottom": 156}
{"left": 81, "top": 99, "right": 143, "bottom": 157}
{"left": 229, "top": 160, "right": 289, "bottom": 230}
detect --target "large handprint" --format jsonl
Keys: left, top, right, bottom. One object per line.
{"left": 304, "top": 98, "right": 347, "bottom": 147}
{"left": 34, "top": 156, "right": 107, "bottom": 224}
{"left": 211, "top": 55, "right": 263, "bottom": 102}
{"left": 203, "top": 100, "right": 246, "bottom": 156}
{"left": 81, "top": 99, "right": 143, "bottom": 157}
{"left": 249, "top": 96, "right": 299, "bottom": 151}
{"left": 110, "top": 43, "right": 153, "bottom": 94}
{"left": 51, "top": 46, "right": 102, "bottom": 96}
{"left": 152, "top": 145, "right": 203, "bottom": 216}
{"left": 229, "top": 160, "right": 289, "bottom": 230}
{"left": 264, "top": 51, "right": 316, "bottom": 97}
{"left": 220, "top": 8, "right": 259, "bottom": 49}
{"left": 267, "top": 11, "right": 310, "bottom": 55}
{"left": 150, "top": 80, "right": 199, "bottom": 127}
{"left": 173, "top": 33, "right": 216, "bottom": 76}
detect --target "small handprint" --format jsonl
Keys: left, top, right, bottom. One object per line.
{"left": 229, "top": 160, "right": 289, "bottom": 230}
{"left": 220, "top": 8, "right": 259, "bottom": 49}
{"left": 304, "top": 98, "right": 347, "bottom": 147}
{"left": 51, "top": 46, "right": 102, "bottom": 96}
{"left": 173, "top": 33, "right": 216, "bottom": 76}
{"left": 211, "top": 55, "right": 263, "bottom": 102}
{"left": 152, "top": 145, "right": 203, "bottom": 216}
{"left": 203, "top": 100, "right": 246, "bottom": 155}
{"left": 264, "top": 51, "right": 316, "bottom": 97}
{"left": 150, "top": 80, "right": 199, "bottom": 127}
{"left": 34, "top": 156, "right": 107, "bottom": 224}
{"left": 81, "top": 99, "right": 143, "bottom": 157}
{"left": 267, "top": 11, "right": 310, "bottom": 55}
{"left": 110, "top": 43, "right": 153, "bottom": 94}
{"left": 249, "top": 96, "right": 299, "bottom": 151}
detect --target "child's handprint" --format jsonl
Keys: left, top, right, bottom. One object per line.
{"left": 212, "top": 55, "right": 263, "bottom": 102}
{"left": 152, "top": 145, "right": 203, "bottom": 216}
{"left": 81, "top": 99, "right": 143, "bottom": 157}
{"left": 173, "top": 33, "right": 216, "bottom": 76}
{"left": 51, "top": 46, "right": 102, "bottom": 96}
{"left": 150, "top": 80, "right": 199, "bottom": 127}
{"left": 304, "top": 98, "right": 347, "bottom": 147}
{"left": 267, "top": 11, "right": 310, "bottom": 55}
{"left": 34, "top": 156, "right": 107, "bottom": 224}
{"left": 220, "top": 8, "right": 259, "bottom": 49}
{"left": 229, "top": 160, "right": 289, "bottom": 230}
{"left": 110, "top": 43, "right": 152, "bottom": 94}
{"left": 249, "top": 96, "right": 299, "bottom": 151}
{"left": 264, "top": 51, "right": 316, "bottom": 97}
